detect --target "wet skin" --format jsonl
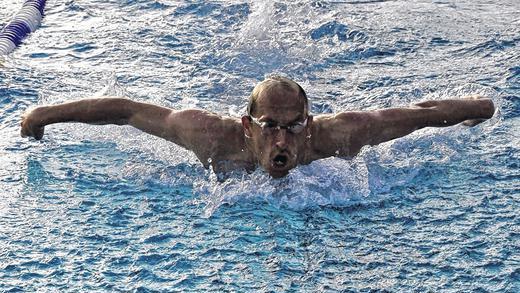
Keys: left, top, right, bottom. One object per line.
{"left": 20, "top": 83, "right": 495, "bottom": 178}
{"left": 241, "top": 86, "right": 312, "bottom": 178}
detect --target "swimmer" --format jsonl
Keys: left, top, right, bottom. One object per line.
{"left": 21, "top": 75, "right": 495, "bottom": 178}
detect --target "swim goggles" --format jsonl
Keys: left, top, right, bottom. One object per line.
{"left": 250, "top": 116, "right": 308, "bottom": 134}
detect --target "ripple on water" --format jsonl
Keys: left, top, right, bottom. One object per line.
{"left": 451, "top": 37, "right": 519, "bottom": 57}
{"left": 310, "top": 20, "right": 367, "bottom": 43}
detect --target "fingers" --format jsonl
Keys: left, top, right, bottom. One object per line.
{"left": 20, "top": 124, "right": 33, "bottom": 139}
{"left": 20, "top": 126, "right": 44, "bottom": 140}
{"left": 464, "top": 94, "right": 486, "bottom": 100}
{"left": 462, "top": 118, "right": 485, "bottom": 127}
{"left": 20, "top": 112, "right": 44, "bottom": 140}
{"left": 34, "top": 127, "right": 44, "bottom": 140}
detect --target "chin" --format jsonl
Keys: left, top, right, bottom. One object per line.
{"left": 265, "top": 163, "right": 295, "bottom": 178}
{"left": 268, "top": 169, "right": 289, "bottom": 178}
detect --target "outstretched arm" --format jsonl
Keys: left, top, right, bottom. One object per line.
{"left": 315, "top": 96, "right": 495, "bottom": 157}
{"left": 20, "top": 97, "right": 233, "bottom": 161}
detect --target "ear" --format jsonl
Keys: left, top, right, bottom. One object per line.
{"left": 241, "top": 116, "right": 253, "bottom": 138}
{"left": 306, "top": 115, "right": 313, "bottom": 137}
{"left": 307, "top": 115, "right": 314, "bottom": 126}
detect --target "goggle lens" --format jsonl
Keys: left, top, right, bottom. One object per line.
{"left": 252, "top": 117, "right": 307, "bottom": 134}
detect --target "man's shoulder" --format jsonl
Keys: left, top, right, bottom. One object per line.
{"left": 309, "top": 112, "right": 369, "bottom": 159}
{"left": 200, "top": 114, "right": 249, "bottom": 162}
{"left": 313, "top": 112, "right": 370, "bottom": 132}
{"left": 172, "top": 110, "right": 241, "bottom": 132}
{"left": 208, "top": 121, "right": 254, "bottom": 173}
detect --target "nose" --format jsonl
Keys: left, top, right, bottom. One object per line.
{"left": 274, "top": 128, "right": 288, "bottom": 150}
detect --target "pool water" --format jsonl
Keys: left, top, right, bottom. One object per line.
{"left": 1, "top": 0, "right": 519, "bottom": 291}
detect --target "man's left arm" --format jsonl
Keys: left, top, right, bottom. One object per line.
{"left": 333, "top": 96, "right": 495, "bottom": 154}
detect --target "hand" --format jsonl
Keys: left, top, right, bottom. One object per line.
{"left": 21, "top": 108, "right": 45, "bottom": 140}
{"left": 461, "top": 95, "right": 494, "bottom": 127}
{"left": 462, "top": 118, "right": 487, "bottom": 127}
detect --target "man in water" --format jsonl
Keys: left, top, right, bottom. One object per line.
{"left": 21, "top": 75, "right": 495, "bottom": 178}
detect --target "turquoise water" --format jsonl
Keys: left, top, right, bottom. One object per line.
{"left": 1, "top": 0, "right": 519, "bottom": 291}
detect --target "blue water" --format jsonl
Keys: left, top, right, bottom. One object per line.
{"left": 1, "top": 0, "right": 519, "bottom": 291}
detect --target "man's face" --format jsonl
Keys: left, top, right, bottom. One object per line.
{"left": 243, "top": 86, "right": 310, "bottom": 178}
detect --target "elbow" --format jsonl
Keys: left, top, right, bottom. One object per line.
{"left": 112, "top": 98, "right": 137, "bottom": 124}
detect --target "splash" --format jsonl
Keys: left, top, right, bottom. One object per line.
{"left": 237, "top": 1, "right": 276, "bottom": 43}
{"left": 197, "top": 156, "right": 373, "bottom": 217}
{"left": 230, "top": 1, "right": 374, "bottom": 80}
{"left": 93, "top": 73, "right": 129, "bottom": 97}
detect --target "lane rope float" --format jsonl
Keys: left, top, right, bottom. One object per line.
{"left": 0, "top": 0, "right": 47, "bottom": 55}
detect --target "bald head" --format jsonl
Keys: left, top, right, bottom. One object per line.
{"left": 247, "top": 76, "right": 309, "bottom": 117}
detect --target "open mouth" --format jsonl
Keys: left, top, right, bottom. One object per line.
{"left": 272, "top": 154, "right": 288, "bottom": 168}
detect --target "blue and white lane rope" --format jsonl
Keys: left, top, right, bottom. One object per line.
{"left": 0, "top": 0, "right": 47, "bottom": 55}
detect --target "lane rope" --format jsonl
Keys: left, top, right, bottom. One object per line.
{"left": 0, "top": 0, "right": 47, "bottom": 55}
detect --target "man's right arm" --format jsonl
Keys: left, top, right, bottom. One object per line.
{"left": 20, "top": 97, "right": 224, "bottom": 156}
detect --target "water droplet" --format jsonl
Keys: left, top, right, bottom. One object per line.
{"left": 443, "top": 120, "right": 447, "bottom": 124}
{"left": 207, "top": 158, "right": 212, "bottom": 163}
{"left": 335, "top": 150, "right": 339, "bottom": 155}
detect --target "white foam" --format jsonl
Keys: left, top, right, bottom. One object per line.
{"left": 238, "top": 1, "right": 276, "bottom": 42}
{"left": 197, "top": 156, "right": 372, "bottom": 217}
